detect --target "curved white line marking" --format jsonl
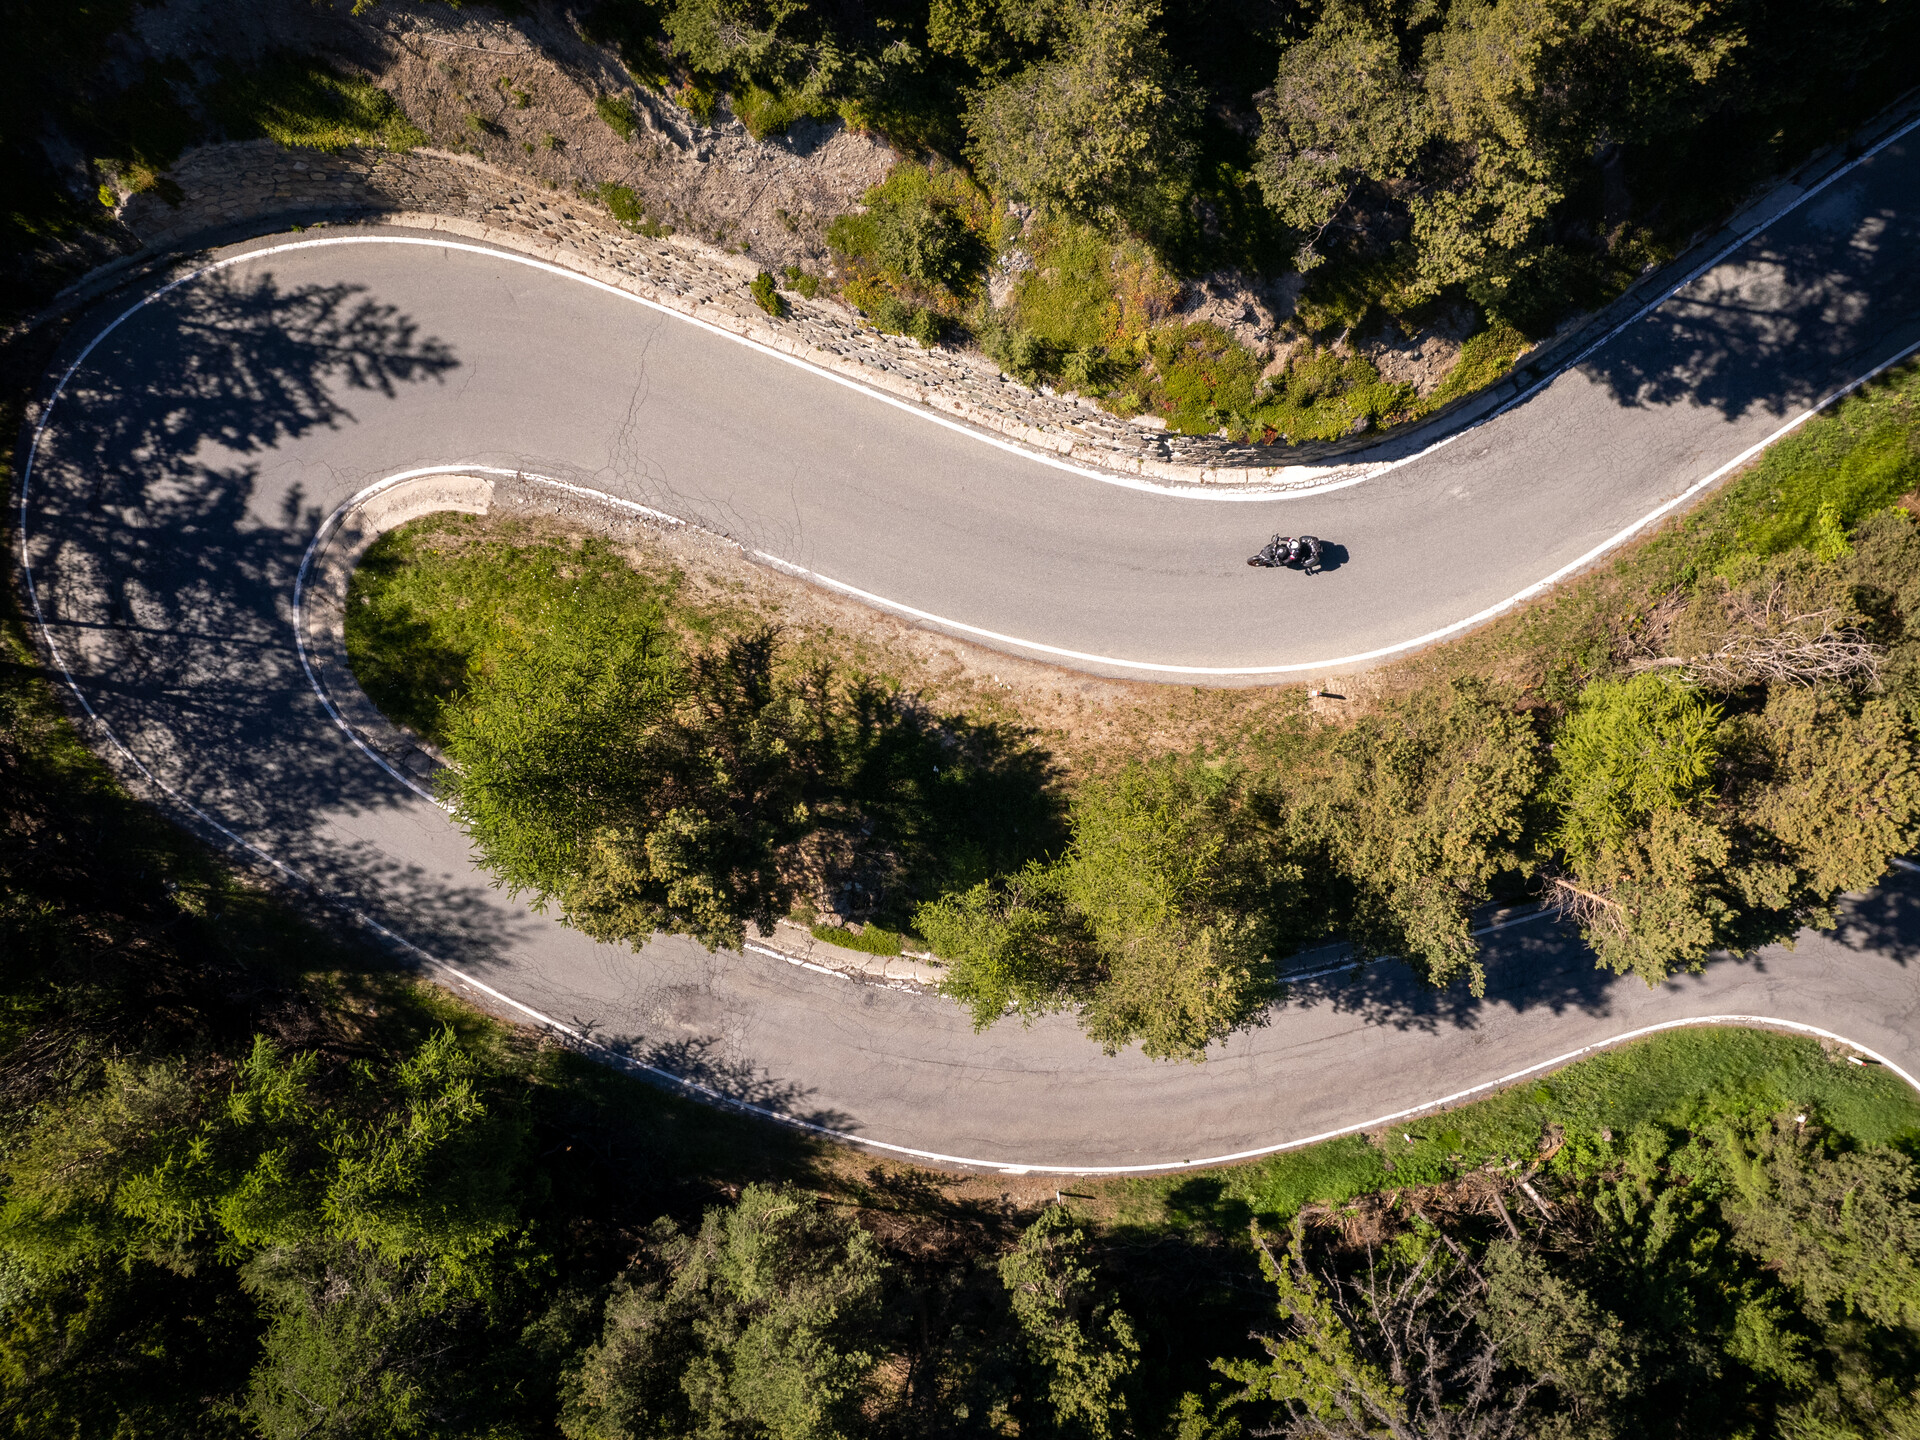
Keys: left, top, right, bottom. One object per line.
{"left": 17, "top": 141, "right": 1920, "bottom": 1171}
{"left": 753, "top": 325, "right": 1917, "bottom": 674}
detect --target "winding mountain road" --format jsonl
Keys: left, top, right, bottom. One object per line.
{"left": 17, "top": 125, "right": 1920, "bottom": 1171}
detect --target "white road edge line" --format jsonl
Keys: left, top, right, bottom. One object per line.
{"left": 745, "top": 941, "right": 853, "bottom": 981}
{"left": 1277, "top": 906, "right": 1562, "bottom": 985}
{"left": 27, "top": 145, "right": 1920, "bottom": 676}
{"left": 752, "top": 329, "right": 1920, "bottom": 675}
{"left": 230, "top": 105, "right": 1920, "bottom": 508}
{"left": 17, "top": 141, "right": 1920, "bottom": 1172}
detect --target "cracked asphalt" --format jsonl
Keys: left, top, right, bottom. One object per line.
{"left": 17, "top": 129, "right": 1920, "bottom": 1169}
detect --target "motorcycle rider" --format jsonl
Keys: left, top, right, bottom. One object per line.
{"left": 1247, "top": 534, "right": 1325, "bottom": 573}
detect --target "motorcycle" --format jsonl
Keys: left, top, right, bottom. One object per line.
{"left": 1247, "top": 534, "right": 1327, "bottom": 574}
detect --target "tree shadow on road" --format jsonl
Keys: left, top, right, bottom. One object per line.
{"left": 18, "top": 264, "right": 538, "bottom": 971}
{"left": 1571, "top": 158, "right": 1920, "bottom": 422}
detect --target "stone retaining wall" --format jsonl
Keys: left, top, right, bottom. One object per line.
{"left": 107, "top": 140, "right": 1384, "bottom": 491}
{"left": 74, "top": 91, "right": 1920, "bottom": 494}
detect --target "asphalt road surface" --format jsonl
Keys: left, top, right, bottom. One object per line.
{"left": 18, "top": 127, "right": 1920, "bottom": 1170}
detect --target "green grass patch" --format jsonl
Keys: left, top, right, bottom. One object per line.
{"left": 782, "top": 264, "right": 821, "bottom": 299}
{"left": 811, "top": 923, "right": 906, "bottom": 956}
{"left": 596, "top": 182, "right": 670, "bottom": 236}
{"left": 207, "top": 56, "right": 424, "bottom": 153}
{"left": 594, "top": 92, "right": 638, "bottom": 141}
{"left": 750, "top": 270, "right": 786, "bottom": 318}
{"left": 735, "top": 80, "right": 838, "bottom": 140}
{"left": 1417, "top": 321, "right": 1531, "bottom": 413}
{"left": 1109, "top": 1025, "right": 1920, "bottom": 1230}
{"left": 345, "top": 514, "right": 691, "bottom": 744}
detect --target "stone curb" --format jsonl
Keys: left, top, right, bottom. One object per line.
{"left": 760, "top": 920, "right": 945, "bottom": 987}
{"left": 295, "top": 467, "right": 948, "bottom": 988}
{"left": 43, "top": 87, "right": 1920, "bottom": 501}
{"left": 359, "top": 205, "right": 1383, "bottom": 495}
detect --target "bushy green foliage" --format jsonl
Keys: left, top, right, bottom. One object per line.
{"left": 595, "top": 92, "right": 639, "bottom": 141}
{"left": 599, "top": 182, "right": 671, "bottom": 236}
{"left": 1215, "top": 1102, "right": 1920, "bottom": 1440}
{"left": 998, "top": 1208, "right": 1140, "bottom": 1439}
{"left": 1544, "top": 668, "right": 1920, "bottom": 983}
{"left": 830, "top": 160, "right": 994, "bottom": 337}
{"left": 0, "top": 1026, "right": 531, "bottom": 1438}
{"left": 810, "top": 922, "right": 905, "bottom": 956}
{"left": 207, "top": 56, "right": 425, "bottom": 152}
{"left": 751, "top": 269, "right": 787, "bottom": 317}
{"left": 1306, "top": 680, "right": 1541, "bottom": 993}
{"left": 964, "top": 0, "right": 1197, "bottom": 221}
{"left": 561, "top": 1185, "right": 886, "bottom": 1440}
{"left": 922, "top": 759, "right": 1293, "bottom": 1060}
{"left": 1, "top": 1031, "right": 525, "bottom": 1287}
{"left": 918, "top": 865, "right": 1096, "bottom": 1025}
{"left": 1550, "top": 672, "right": 1723, "bottom": 868}
{"left": 350, "top": 518, "right": 1059, "bottom": 953}
{"left": 443, "top": 624, "right": 828, "bottom": 949}
{"left": 1720, "top": 1116, "right": 1920, "bottom": 1333}
{"left": 1253, "top": 7, "right": 1430, "bottom": 273}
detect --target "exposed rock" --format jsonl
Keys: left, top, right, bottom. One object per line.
{"left": 1356, "top": 301, "right": 1477, "bottom": 396}
{"left": 989, "top": 245, "right": 1034, "bottom": 308}
{"left": 1176, "top": 267, "right": 1306, "bottom": 356}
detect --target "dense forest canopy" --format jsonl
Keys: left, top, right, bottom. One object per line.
{"left": 583, "top": 0, "right": 1918, "bottom": 329}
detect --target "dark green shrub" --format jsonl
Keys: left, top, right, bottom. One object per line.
{"left": 782, "top": 264, "right": 820, "bottom": 299}
{"left": 595, "top": 93, "right": 637, "bottom": 141}
{"left": 750, "top": 271, "right": 786, "bottom": 319}
{"left": 868, "top": 294, "right": 941, "bottom": 346}
{"left": 974, "top": 311, "right": 1052, "bottom": 383}
{"left": 597, "top": 183, "right": 668, "bottom": 236}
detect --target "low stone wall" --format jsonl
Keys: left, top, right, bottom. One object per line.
{"left": 75, "top": 91, "right": 1920, "bottom": 494}
{"left": 105, "top": 140, "right": 1382, "bottom": 490}
{"left": 298, "top": 466, "right": 945, "bottom": 988}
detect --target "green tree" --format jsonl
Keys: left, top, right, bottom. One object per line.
{"left": 964, "top": 0, "right": 1198, "bottom": 219}
{"left": 1548, "top": 670, "right": 1920, "bottom": 981}
{"left": 445, "top": 626, "right": 833, "bottom": 950}
{"left": 1718, "top": 1117, "right": 1920, "bottom": 1333}
{"left": 998, "top": 1207, "right": 1139, "bottom": 1439}
{"left": 928, "top": 0, "right": 1066, "bottom": 76}
{"left": 562, "top": 1185, "right": 886, "bottom": 1440}
{"left": 1253, "top": 4, "right": 1432, "bottom": 270}
{"left": 918, "top": 863, "right": 1097, "bottom": 1025}
{"left": 1545, "top": 671, "right": 1731, "bottom": 980}
{"left": 920, "top": 758, "right": 1291, "bottom": 1060}
{"left": 1308, "top": 679, "right": 1540, "bottom": 993}
{"left": 1733, "top": 689, "right": 1920, "bottom": 916}
{"left": 0, "top": 1030, "right": 530, "bottom": 1439}
{"left": 1060, "top": 760, "right": 1285, "bottom": 1059}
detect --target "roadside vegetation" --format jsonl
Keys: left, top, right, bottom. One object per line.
{"left": 2, "top": 7, "right": 424, "bottom": 317}
{"left": 574, "top": 0, "right": 1914, "bottom": 436}
{"left": 14, "top": 0, "right": 1915, "bottom": 425}
{"left": 346, "top": 362, "right": 1920, "bottom": 1061}
{"left": 6, "top": 545, "right": 1920, "bottom": 1434}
